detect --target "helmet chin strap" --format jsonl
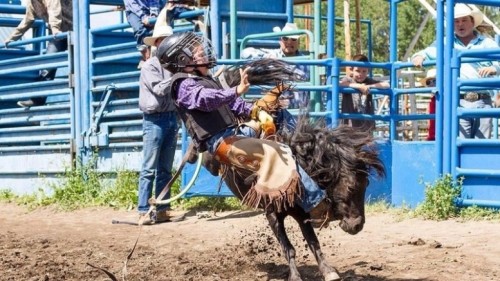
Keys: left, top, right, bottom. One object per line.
{"left": 184, "top": 63, "right": 211, "bottom": 68}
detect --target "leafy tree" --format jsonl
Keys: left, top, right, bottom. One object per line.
{"left": 294, "top": 0, "right": 498, "bottom": 66}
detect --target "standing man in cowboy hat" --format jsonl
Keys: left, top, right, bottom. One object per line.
{"left": 411, "top": 3, "right": 500, "bottom": 139}
{"left": 137, "top": 25, "right": 185, "bottom": 225}
{"left": 240, "top": 23, "right": 310, "bottom": 109}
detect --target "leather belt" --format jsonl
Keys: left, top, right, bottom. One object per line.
{"left": 460, "top": 92, "right": 490, "bottom": 102}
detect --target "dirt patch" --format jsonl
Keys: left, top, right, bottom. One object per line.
{"left": 1, "top": 203, "right": 499, "bottom": 281}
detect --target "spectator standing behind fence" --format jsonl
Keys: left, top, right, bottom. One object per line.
{"left": 240, "top": 23, "right": 310, "bottom": 109}
{"left": 419, "top": 69, "right": 437, "bottom": 141}
{"left": 3, "top": 0, "right": 73, "bottom": 108}
{"left": 340, "top": 54, "right": 389, "bottom": 132}
{"left": 411, "top": 4, "right": 500, "bottom": 139}
{"left": 124, "top": 0, "right": 166, "bottom": 69}
{"left": 137, "top": 25, "right": 185, "bottom": 225}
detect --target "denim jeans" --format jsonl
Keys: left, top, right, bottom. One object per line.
{"left": 31, "top": 36, "right": 68, "bottom": 105}
{"left": 459, "top": 96, "right": 492, "bottom": 139}
{"left": 206, "top": 110, "right": 325, "bottom": 212}
{"left": 296, "top": 165, "right": 326, "bottom": 212}
{"left": 138, "top": 111, "right": 179, "bottom": 214}
{"left": 166, "top": 6, "right": 195, "bottom": 27}
{"left": 275, "top": 109, "right": 297, "bottom": 135}
{"left": 126, "top": 11, "right": 153, "bottom": 48}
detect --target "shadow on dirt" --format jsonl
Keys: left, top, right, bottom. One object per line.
{"left": 257, "top": 263, "right": 433, "bottom": 281}
{"left": 207, "top": 210, "right": 264, "bottom": 221}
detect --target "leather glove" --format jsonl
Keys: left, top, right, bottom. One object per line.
{"left": 255, "top": 91, "right": 279, "bottom": 113}
{"left": 254, "top": 83, "right": 292, "bottom": 113}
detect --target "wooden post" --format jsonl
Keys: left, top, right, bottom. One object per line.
{"left": 343, "top": 0, "right": 351, "bottom": 60}
{"left": 304, "top": 3, "right": 311, "bottom": 49}
{"left": 354, "top": 0, "right": 361, "bottom": 55}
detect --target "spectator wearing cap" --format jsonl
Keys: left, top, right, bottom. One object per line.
{"left": 411, "top": 3, "right": 500, "bottom": 139}
{"left": 240, "top": 23, "right": 310, "bottom": 109}
{"left": 419, "top": 69, "right": 437, "bottom": 141}
{"left": 137, "top": 24, "right": 184, "bottom": 225}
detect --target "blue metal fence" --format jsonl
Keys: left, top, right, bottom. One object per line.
{"left": 0, "top": 0, "right": 499, "bottom": 208}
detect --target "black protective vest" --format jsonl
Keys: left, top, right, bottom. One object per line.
{"left": 169, "top": 73, "right": 237, "bottom": 151}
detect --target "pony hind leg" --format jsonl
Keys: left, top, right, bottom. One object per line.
{"left": 293, "top": 208, "right": 341, "bottom": 281}
{"left": 265, "top": 210, "right": 303, "bottom": 281}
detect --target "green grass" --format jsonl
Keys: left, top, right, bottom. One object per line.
{"left": 365, "top": 174, "right": 500, "bottom": 221}
{"left": 2, "top": 165, "right": 499, "bottom": 220}
{"left": 0, "top": 155, "right": 244, "bottom": 212}
{"left": 413, "top": 174, "right": 463, "bottom": 220}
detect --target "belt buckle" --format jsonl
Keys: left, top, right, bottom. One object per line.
{"left": 465, "top": 92, "right": 479, "bottom": 102}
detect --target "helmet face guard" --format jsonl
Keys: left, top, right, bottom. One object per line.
{"left": 157, "top": 32, "right": 217, "bottom": 73}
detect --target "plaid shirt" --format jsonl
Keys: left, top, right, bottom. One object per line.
{"left": 176, "top": 77, "right": 252, "bottom": 117}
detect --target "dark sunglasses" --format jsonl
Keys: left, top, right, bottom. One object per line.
{"left": 281, "top": 37, "right": 298, "bottom": 42}
{"left": 425, "top": 79, "right": 436, "bottom": 86}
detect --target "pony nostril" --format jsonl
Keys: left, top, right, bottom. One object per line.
{"left": 340, "top": 216, "right": 365, "bottom": 234}
{"left": 354, "top": 223, "right": 364, "bottom": 233}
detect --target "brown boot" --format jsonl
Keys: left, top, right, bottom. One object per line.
{"left": 308, "top": 200, "right": 332, "bottom": 228}
{"left": 138, "top": 213, "right": 155, "bottom": 225}
{"left": 156, "top": 210, "right": 187, "bottom": 223}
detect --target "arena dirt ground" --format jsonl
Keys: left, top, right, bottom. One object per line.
{"left": 0, "top": 202, "right": 499, "bottom": 281}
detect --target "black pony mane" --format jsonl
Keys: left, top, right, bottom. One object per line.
{"left": 280, "top": 117, "right": 385, "bottom": 191}
{"left": 217, "top": 58, "right": 307, "bottom": 88}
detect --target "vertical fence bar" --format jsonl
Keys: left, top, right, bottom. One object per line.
{"left": 389, "top": 0, "right": 398, "bottom": 141}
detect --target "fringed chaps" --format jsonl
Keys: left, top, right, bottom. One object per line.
{"left": 215, "top": 136, "right": 302, "bottom": 211}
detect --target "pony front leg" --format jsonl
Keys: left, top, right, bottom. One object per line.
{"left": 295, "top": 209, "right": 341, "bottom": 281}
{"left": 265, "top": 210, "right": 302, "bottom": 281}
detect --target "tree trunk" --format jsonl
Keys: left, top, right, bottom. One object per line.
{"left": 343, "top": 0, "right": 351, "bottom": 60}
{"left": 354, "top": 0, "right": 362, "bottom": 55}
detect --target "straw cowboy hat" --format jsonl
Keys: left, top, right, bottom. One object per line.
{"left": 144, "top": 25, "right": 174, "bottom": 46}
{"left": 419, "top": 68, "right": 436, "bottom": 86}
{"left": 454, "top": 3, "right": 483, "bottom": 28}
{"left": 272, "top": 22, "right": 301, "bottom": 39}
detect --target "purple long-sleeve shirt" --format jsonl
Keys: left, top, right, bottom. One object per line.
{"left": 176, "top": 77, "right": 252, "bottom": 117}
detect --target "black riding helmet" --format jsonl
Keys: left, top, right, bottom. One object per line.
{"left": 156, "top": 31, "right": 217, "bottom": 73}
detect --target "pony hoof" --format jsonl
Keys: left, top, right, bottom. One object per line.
{"left": 324, "top": 272, "right": 341, "bottom": 281}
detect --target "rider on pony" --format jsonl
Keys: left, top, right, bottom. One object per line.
{"left": 156, "top": 31, "right": 328, "bottom": 221}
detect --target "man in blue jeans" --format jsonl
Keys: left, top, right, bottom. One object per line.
{"left": 137, "top": 25, "right": 184, "bottom": 225}
{"left": 411, "top": 4, "right": 499, "bottom": 139}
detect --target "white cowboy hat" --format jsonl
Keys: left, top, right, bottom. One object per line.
{"left": 454, "top": 3, "right": 483, "bottom": 28}
{"left": 144, "top": 25, "right": 174, "bottom": 46}
{"left": 272, "top": 22, "right": 301, "bottom": 39}
{"left": 419, "top": 68, "right": 437, "bottom": 86}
